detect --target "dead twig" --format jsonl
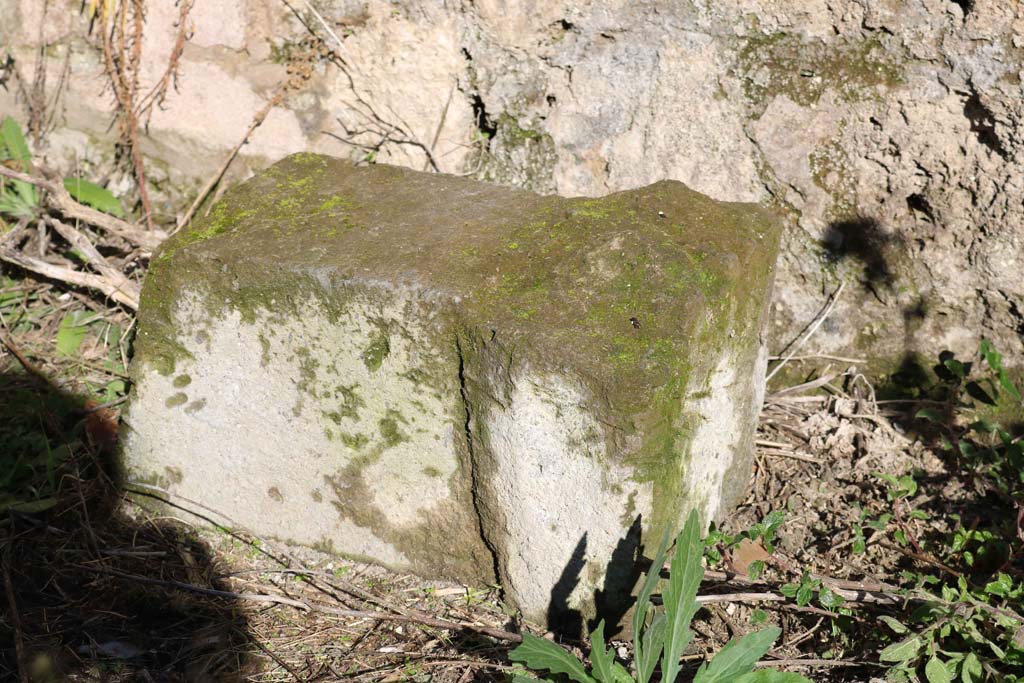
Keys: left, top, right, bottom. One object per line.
{"left": 253, "top": 636, "right": 306, "bottom": 682}
{"left": 0, "top": 329, "right": 49, "bottom": 382}
{"left": 99, "top": 0, "right": 154, "bottom": 230}
{"left": 767, "top": 372, "right": 840, "bottom": 400}
{"left": 766, "top": 282, "right": 846, "bottom": 383}
{"left": 695, "top": 591, "right": 785, "bottom": 604}
{"left": 0, "top": 165, "right": 164, "bottom": 250}
{"left": 757, "top": 448, "right": 820, "bottom": 464}
{"left": 174, "top": 91, "right": 284, "bottom": 233}
{"left": 0, "top": 247, "right": 139, "bottom": 309}
{"left": 2, "top": 549, "right": 30, "bottom": 683}
{"left": 48, "top": 219, "right": 140, "bottom": 307}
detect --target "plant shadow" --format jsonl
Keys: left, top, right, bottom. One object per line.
{"left": 0, "top": 370, "right": 253, "bottom": 681}
{"left": 545, "top": 515, "right": 644, "bottom": 640}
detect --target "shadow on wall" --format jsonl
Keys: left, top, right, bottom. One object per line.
{"left": 546, "top": 515, "right": 644, "bottom": 638}
{"left": 821, "top": 215, "right": 906, "bottom": 299}
{"left": 0, "top": 371, "right": 253, "bottom": 681}
{"left": 819, "top": 214, "right": 929, "bottom": 399}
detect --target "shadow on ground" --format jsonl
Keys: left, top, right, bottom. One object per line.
{"left": 0, "top": 370, "right": 252, "bottom": 682}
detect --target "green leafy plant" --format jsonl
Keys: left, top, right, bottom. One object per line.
{"left": 706, "top": 510, "right": 786, "bottom": 563}
{"left": 0, "top": 116, "right": 123, "bottom": 219}
{"left": 509, "top": 511, "right": 811, "bottom": 683}
{"left": 0, "top": 115, "right": 39, "bottom": 217}
{"left": 859, "top": 341, "right": 1024, "bottom": 682}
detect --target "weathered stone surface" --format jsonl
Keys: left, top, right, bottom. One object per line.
{"left": 122, "top": 153, "right": 780, "bottom": 628}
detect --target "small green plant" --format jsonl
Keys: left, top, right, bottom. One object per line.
{"left": 705, "top": 510, "right": 787, "bottom": 581}
{"left": 0, "top": 115, "right": 123, "bottom": 220}
{"left": 509, "top": 510, "right": 811, "bottom": 683}
{"left": 855, "top": 341, "right": 1024, "bottom": 681}
{"left": 0, "top": 115, "right": 39, "bottom": 218}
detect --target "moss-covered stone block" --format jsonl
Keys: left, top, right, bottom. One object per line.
{"left": 122, "top": 153, "right": 782, "bottom": 630}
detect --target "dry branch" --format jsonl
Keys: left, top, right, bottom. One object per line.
{"left": 2, "top": 553, "right": 29, "bottom": 683}
{"left": 766, "top": 282, "right": 846, "bottom": 383}
{"left": 0, "top": 165, "right": 164, "bottom": 250}
{"left": 0, "top": 247, "right": 139, "bottom": 309}
{"left": 49, "top": 219, "right": 140, "bottom": 307}
{"left": 175, "top": 92, "right": 283, "bottom": 233}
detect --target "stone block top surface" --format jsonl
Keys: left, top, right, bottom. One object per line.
{"left": 143, "top": 153, "right": 779, "bottom": 425}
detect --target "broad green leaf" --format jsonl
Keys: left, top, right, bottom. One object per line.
{"left": 960, "top": 653, "right": 982, "bottom": 683}
{"left": 509, "top": 633, "right": 595, "bottom": 683}
{"left": 661, "top": 510, "right": 703, "bottom": 683}
{"left": 925, "top": 656, "right": 952, "bottom": 683}
{"left": 588, "top": 621, "right": 617, "bottom": 683}
{"left": 56, "top": 310, "right": 91, "bottom": 357}
{"left": 633, "top": 527, "right": 671, "bottom": 671}
{"left": 795, "top": 581, "right": 814, "bottom": 606}
{"left": 979, "top": 339, "right": 1000, "bottom": 371}
{"left": 878, "top": 615, "right": 909, "bottom": 634}
{"left": 748, "top": 560, "right": 766, "bottom": 581}
{"left": 761, "top": 510, "right": 786, "bottom": 536}
{"left": 873, "top": 472, "right": 899, "bottom": 487}
{"left": 511, "top": 674, "right": 548, "bottom": 683}
{"left": 0, "top": 188, "right": 37, "bottom": 218}
{"left": 14, "top": 174, "right": 37, "bottom": 211}
{"left": 63, "top": 177, "right": 124, "bottom": 217}
{"left": 968, "top": 419, "right": 997, "bottom": 434}
{"left": 914, "top": 408, "right": 942, "bottom": 423}
{"left": 879, "top": 634, "right": 924, "bottom": 662}
{"left": 103, "top": 379, "right": 127, "bottom": 403}
{"left": 817, "top": 587, "right": 844, "bottom": 610}
{"left": 694, "top": 627, "right": 780, "bottom": 683}
{"left": 636, "top": 613, "right": 666, "bottom": 683}
{"left": 609, "top": 662, "right": 632, "bottom": 683}
{"left": 943, "top": 358, "right": 966, "bottom": 379}
{"left": 734, "top": 671, "right": 814, "bottom": 683}
{"left": 998, "top": 369, "right": 1021, "bottom": 401}
{"left": 1, "top": 116, "right": 31, "bottom": 166}
{"left": 984, "top": 573, "right": 1013, "bottom": 597}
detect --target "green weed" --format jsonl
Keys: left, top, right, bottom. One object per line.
{"left": 855, "top": 341, "right": 1024, "bottom": 681}
{"left": 510, "top": 511, "right": 811, "bottom": 683}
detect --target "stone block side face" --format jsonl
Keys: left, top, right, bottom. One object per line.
{"left": 464, "top": 358, "right": 654, "bottom": 628}
{"left": 459, "top": 266, "right": 776, "bottom": 628}
{"left": 122, "top": 282, "right": 494, "bottom": 583}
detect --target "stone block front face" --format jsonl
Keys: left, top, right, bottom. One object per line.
{"left": 122, "top": 153, "right": 782, "bottom": 628}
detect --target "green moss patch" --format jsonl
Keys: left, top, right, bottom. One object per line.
{"left": 736, "top": 33, "right": 904, "bottom": 113}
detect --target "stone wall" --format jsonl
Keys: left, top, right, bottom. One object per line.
{"left": 1, "top": 0, "right": 1021, "bottom": 375}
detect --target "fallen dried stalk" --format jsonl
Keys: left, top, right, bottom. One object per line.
{"left": 0, "top": 165, "right": 164, "bottom": 250}
{"left": 767, "top": 372, "right": 840, "bottom": 400}
{"left": 695, "top": 591, "right": 785, "bottom": 605}
{"left": 175, "top": 91, "right": 283, "bottom": 233}
{"left": 0, "top": 247, "right": 139, "bottom": 309}
{"left": 126, "top": 484, "right": 519, "bottom": 639}
{"left": 757, "top": 448, "right": 820, "bottom": 464}
{"left": 766, "top": 281, "right": 846, "bottom": 383}
{"left": 0, "top": 330, "right": 48, "bottom": 381}
{"left": 48, "top": 219, "right": 140, "bottom": 308}
{"left": 2, "top": 551, "right": 29, "bottom": 683}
